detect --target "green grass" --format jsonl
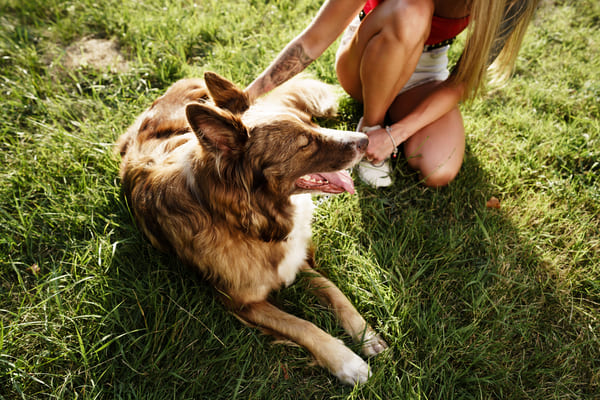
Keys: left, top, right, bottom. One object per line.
{"left": 1, "top": 0, "right": 598, "bottom": 398}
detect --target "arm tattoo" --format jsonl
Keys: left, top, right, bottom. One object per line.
{"left": 258, "top": 43, "right": 314, "bottom": 94}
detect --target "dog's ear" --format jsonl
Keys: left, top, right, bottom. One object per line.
{"left": 186, "top": 103, "right": 249, "bottom": 154}
{"left": 204, "top": 72, "right": 250, "bottom": 114}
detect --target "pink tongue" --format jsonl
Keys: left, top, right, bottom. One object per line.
{"left": 317, "top": 170, "right": 355, "bottom": 194}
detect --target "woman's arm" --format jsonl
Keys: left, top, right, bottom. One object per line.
{"left": 245, "top": 0, "right": 364, "bottom": 102}
{"left": 365, "top": 80, "right": 465, "bottom": 163}
{"left": 245, "top": 40, "right": 314, "bottom": 103}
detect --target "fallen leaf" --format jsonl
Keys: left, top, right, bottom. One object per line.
{"left": 281, "top": 363, "right": 289, "bottom": 380}
{"left": 486, "top": 196, "right": 501, "bottom": 209}
{"left": 27, "top": 263, "right": 40, "bottom": 276}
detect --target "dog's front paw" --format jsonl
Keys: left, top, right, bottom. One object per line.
{"left": 332, "top": 349, "right": 371, "bottom": 386}
{"left": 360, "top": 330, "right": 388, "bottom": 357}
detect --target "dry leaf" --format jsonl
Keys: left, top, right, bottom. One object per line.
{"left": 486, "top": 196, "right": 501, "bottom": 209}
{"left": 280, "top": 363, "right": 289, "bottom": 380}
{"left": 27, "top": 263, "right": 40, "bottom": 276}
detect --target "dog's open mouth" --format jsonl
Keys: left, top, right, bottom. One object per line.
{"left": 296, "top": 171, "right": 355, "bottom": 194}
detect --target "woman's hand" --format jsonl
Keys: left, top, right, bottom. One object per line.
{"left": 364, "top": 125, "right": 408, "bottom": 164}
{"left": 365, "top": 80, "right": 465, "bottom": 164}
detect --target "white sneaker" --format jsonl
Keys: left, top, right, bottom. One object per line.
{"left": 356, "top": 118, "right": 393, "bottom": 188}
{"left": 357, "top": 159, "right": 392, "bottom": 187}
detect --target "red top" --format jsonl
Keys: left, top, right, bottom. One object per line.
{"left": 362, "top": 0, "right": 470, "bottom": 46}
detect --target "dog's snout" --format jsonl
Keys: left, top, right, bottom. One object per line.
{"left": 318, "top": 128, "right": 369, "bottom": 155}
{"left": 357, "top": 136, "right": 368, "bottom": 152}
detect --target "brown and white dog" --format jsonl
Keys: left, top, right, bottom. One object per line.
{"left": 116, "top": 72, "right": 387, "bottom": 384}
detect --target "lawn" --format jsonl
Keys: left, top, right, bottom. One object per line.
{"left": 0, "top": 0, "right": 598, "bottom": 399}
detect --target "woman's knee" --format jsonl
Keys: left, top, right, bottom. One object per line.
{"left": 404, "top": 111, "right": 465, "bottom": 187}
{"left": 420, "top": 162, "right": 462, "bottom": 187}
{"left": 407, "top": 148, "right": 463, "bottom": 187}
{"left": 335, "top": 0, "right": 432, "bottom": 99}
{"left": 380, "top": 0, "right": 432, "bottom": 46}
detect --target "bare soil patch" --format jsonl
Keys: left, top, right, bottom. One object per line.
{"left": 64, "top": 37, "right": 128, "bottom": 72}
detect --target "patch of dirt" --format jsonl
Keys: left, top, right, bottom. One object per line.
{"left": 64, "top": 37, "right": 129, "bottom": 72}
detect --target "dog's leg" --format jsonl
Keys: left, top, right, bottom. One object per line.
{"left": 235, "top": 300, "right": 371, "bottom": 385}
{"left": 300, "top": 264, "right": 388, "bottom": 357}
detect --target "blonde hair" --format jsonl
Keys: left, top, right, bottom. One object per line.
{"left": 452, "top": 0, "right": 539, "bottom": 100}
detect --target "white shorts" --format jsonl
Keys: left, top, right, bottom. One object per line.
{"left": 336, "top": 15, "right": 450, "bottom": 95}
{"left": 400, "top": 45, "right": 450, "bottom": 94}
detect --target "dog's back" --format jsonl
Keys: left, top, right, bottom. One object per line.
{"left": 116, "top": 78, "right": 207, "bottom": 157}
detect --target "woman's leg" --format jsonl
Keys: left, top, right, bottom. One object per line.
{"left": 336, "top": 0, "right": 434, "bottom": 127}
{"left": 388, "top": 81, "right": 465, "bottom": 187}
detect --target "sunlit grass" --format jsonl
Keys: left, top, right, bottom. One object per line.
{"left": 1, "top": 0, "right": 598, "bottom": 398}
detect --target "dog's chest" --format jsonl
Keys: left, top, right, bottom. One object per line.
{"left": 277, "top": 194, "right": 315, "bottom": 287}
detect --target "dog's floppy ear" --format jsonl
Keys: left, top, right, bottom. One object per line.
{"left": 186, "top": 102, "right": 249, "bottom": 154}
{"left": 204, "top": 71, "right": 250, "bottom": 115}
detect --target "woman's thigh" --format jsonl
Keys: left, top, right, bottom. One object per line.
{"left": 335, "top": 0, "right": 432, "bottom": 101}
{"left": 388, "top": 81, "right": 465, "bottom": 187}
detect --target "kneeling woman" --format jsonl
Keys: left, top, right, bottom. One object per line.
{"left": 245, "top": 0, "right": 539, "bottom": 187}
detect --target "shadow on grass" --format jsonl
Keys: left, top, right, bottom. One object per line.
{"left": 351, "top": 147, "right": 596, "bottom": 398}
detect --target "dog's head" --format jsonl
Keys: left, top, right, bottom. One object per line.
{"left": 186, "top": 72, "right": 368, "bottom": 197}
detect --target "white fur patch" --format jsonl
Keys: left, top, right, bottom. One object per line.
{"left": 334, "top": 350, "right": 371, "bottom": 385}
{"left": 182, "top": 153, "right": 196, "bottom": 188}
{"left": 277, "top": 194, "right": 314, "bottom": 286}
{"left": 175, "top": 142, "right": 200, "bottom": 190}
{"left": 317, "top": 127, "right": 367, "bottom": 144}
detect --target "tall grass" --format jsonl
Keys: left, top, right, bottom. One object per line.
{"left": 1, "top": 0, "right": 598, "bottom": 398}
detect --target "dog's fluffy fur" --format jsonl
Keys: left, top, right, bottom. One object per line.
{"left": 116, "top": 72, "right": 387, "bottom": 384}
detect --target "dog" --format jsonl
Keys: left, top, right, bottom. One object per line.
{"left": 116, "top": 72, "right": 387, "bottom": 384}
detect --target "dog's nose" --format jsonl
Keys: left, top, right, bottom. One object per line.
{"left": 357, "top": 136, "right": 369, "bottom": 152}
